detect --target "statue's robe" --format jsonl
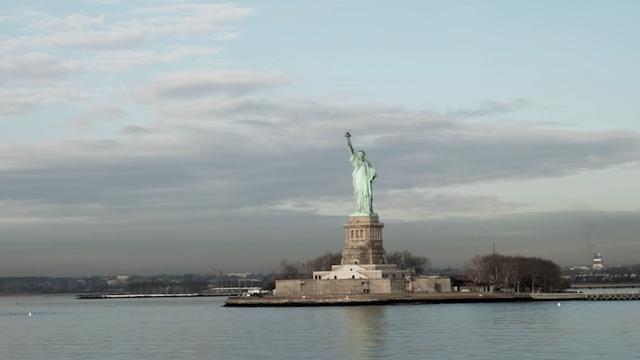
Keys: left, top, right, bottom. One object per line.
{"left": 350, "top": 154, "right": 377, "bottom": 214}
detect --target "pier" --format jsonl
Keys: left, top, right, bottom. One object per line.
{"left": 77, "top": 287, "right": 262, "bottom": 299}
{"left": 225, "top": 291, "right": 640, "bottom": 307}
{"left": 583, "top": 293, "right": 640, "bottom": 301}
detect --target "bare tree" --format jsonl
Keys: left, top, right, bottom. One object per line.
{"left": 305, "top": 252, "right": 342, "bottom": 271}
{"left": 277, "top": 260, "right": 307, "bottom": 279}
{"left": 463, "top": 253, "right": 565, "bottom": 293}
{"left": 387, "top": 250, "right": 431, "bottom": 275}
{"left": 276, "top": 252, "right": 342, "bottom": 280}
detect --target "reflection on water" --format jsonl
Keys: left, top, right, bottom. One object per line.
{"left": 343, "top": 306, "right": 385, "bottom": 360}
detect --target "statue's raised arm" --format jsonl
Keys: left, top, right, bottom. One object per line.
{"left": 345, "top": 130, "right": 355, "bottom": 156}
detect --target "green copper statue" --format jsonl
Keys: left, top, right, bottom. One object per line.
{"left": 345, "top": 131, "right": 377, "bottom": 215}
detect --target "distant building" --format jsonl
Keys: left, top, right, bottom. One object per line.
{"left": 107, "top": 275, "right": 130, "bottom": 286}
{"left": 226, "top": 273, "right": 252, "bottom": 278}
{"left": 570, "top": 266, "right": 590, "bottom": 271}
{"left": 592, "top": 253, "right": 604, "bottom": 271}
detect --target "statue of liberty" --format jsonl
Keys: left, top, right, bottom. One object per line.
{"left": 345, "top": 131, "right": 377, "bottom": 215}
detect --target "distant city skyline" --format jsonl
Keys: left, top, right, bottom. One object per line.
{"left": 2, "top": 1, "right": 640, "bottom": 276}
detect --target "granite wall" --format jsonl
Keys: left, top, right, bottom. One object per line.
{"left": 275, "top": 279, "right": 405, "bottom": 297}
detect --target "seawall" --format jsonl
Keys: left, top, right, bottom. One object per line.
{"left": 225, "top": 292, "right": 640, "bottom": 307}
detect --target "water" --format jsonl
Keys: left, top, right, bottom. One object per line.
{"left": 1, "top": 295, "right": 639, "bottom": 360}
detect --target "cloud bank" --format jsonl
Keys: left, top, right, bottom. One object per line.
{"left": 1, "top": 1, "right": 639, "bottom": 275}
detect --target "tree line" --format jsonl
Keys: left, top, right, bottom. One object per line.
{"left": 276, "top": 250, "right": 431, "bottom": 280}
{"left": 465, "top": 253, "right": 567, "bottom": 292}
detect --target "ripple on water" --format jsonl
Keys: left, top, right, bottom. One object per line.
{"left": 1, "top": 296, "right": 639, "bottom": 360}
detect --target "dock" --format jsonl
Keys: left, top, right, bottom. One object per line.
{"left": 77, "top": 293, "right": 239, "bottom": 299}
{"left": 226, "top": 293, "right": 536, "bottom": 307}
{"left": 76, "top": 287, "right": 262, "bottom": 299}
{"left": 224, "top": 291, "right": 640, "bottom": 307}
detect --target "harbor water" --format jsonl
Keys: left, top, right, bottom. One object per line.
{"left": 1, "top": 295, "right": 639, "bottom": 359}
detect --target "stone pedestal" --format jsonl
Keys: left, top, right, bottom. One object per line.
{"left": 341, "top": 214, "right": 386, "bottom": 265}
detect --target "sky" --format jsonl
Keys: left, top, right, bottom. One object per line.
{"left": 1, "top": 0, "right": 640, "bottom": 276}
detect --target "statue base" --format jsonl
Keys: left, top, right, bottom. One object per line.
{"left": 312, "top": 263, "right": 411, "bottom": 281}
{"left": 341, "top": 214, "right": 386, "bottom": 265}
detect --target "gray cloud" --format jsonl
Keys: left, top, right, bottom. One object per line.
{"left": 446, "top": 98, "right": 532, "bottom": 118}
{"left": 0, "top": 82, "right": 83, "bottom": 116}
{"left": 1, "top": 210, "right": 639, "bottom": 276}
{"left": 269, "top": 190, "right": 526, "bottom": 221}
{"left": 2, "top": 3, "right": 639, "bottom": 275}
{"left": 66, "top": 105, "right": 126, "bottom": 127}
{"left": 140, "top": 70, "right": 288, "bottom": 100}
{"left": 2, "top": 73, "right": 640, "bottom": 274}
{"left": 2, "top": 96, "right": 640, "bottom": 227}
{"left": 386, "top": 211, "right": 640, "bottom": 269}
{"left": 0, "top": 52, "right": 78, "bottom": 82}
{"left": 119, "top": 125, "right": 152, "bottom": 135}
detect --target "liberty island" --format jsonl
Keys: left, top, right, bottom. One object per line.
{"left": 225, "top": 133, "right": 639, "bottom": 306}
{"left": 227, "top": 132, "right": 453, "bottom": 305}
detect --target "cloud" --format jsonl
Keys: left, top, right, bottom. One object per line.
{"left": 40, "top": 29, "right": 147, "bottom": 49}
{"left": 2, "top": 95, "right": 640, "bottom": 228}
{"left": 119, "top": 125, "right": 152, "bottom": 135}
{"left": 446, "top": 98, "right": 532, "bottom": 118}
{"left": 2, "top": 3, "right": 254, "bottom": 50}
{"left": 30, "top": 13, "right": 105, "bottom": 30}
{"left": 82, "top": 0, "right": 125, "bottom": 4}
{"left": 0, "top": 200, "right": 96, "bottom": 226}
{"left": 86, "top": 46, "right": 218, "bottom": 72}
{"left": 0, "top": 82, "right": 83, "bottom": 115}
{"left": 1, "top": 2, "right": 639, "bottom": 275}
{"left": 134, "top": 93, "right": 640, "bottom": 188}
{"left": 269, "top": 189, "right": 526, "bottom": 221}
{"left": 0, "top": 52, "right": 79, "bottom": 82}
{"left": 131, "top": 3, "right": 254, "bottom": 23}
{"left": 66, "top": 105, "right": 126, "bottom": 127}
{"left": 0, "top": 2, "right": 252, "bottom": 116}
{"left": 139, "top": 70, "right": 288, "bottom": 100}
{"left": 379, "top": 190, "right": 526, "bottom": 220}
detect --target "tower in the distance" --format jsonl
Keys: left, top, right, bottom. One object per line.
{"left": 592, "top": 252, "right": 604, "bottom": 271}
